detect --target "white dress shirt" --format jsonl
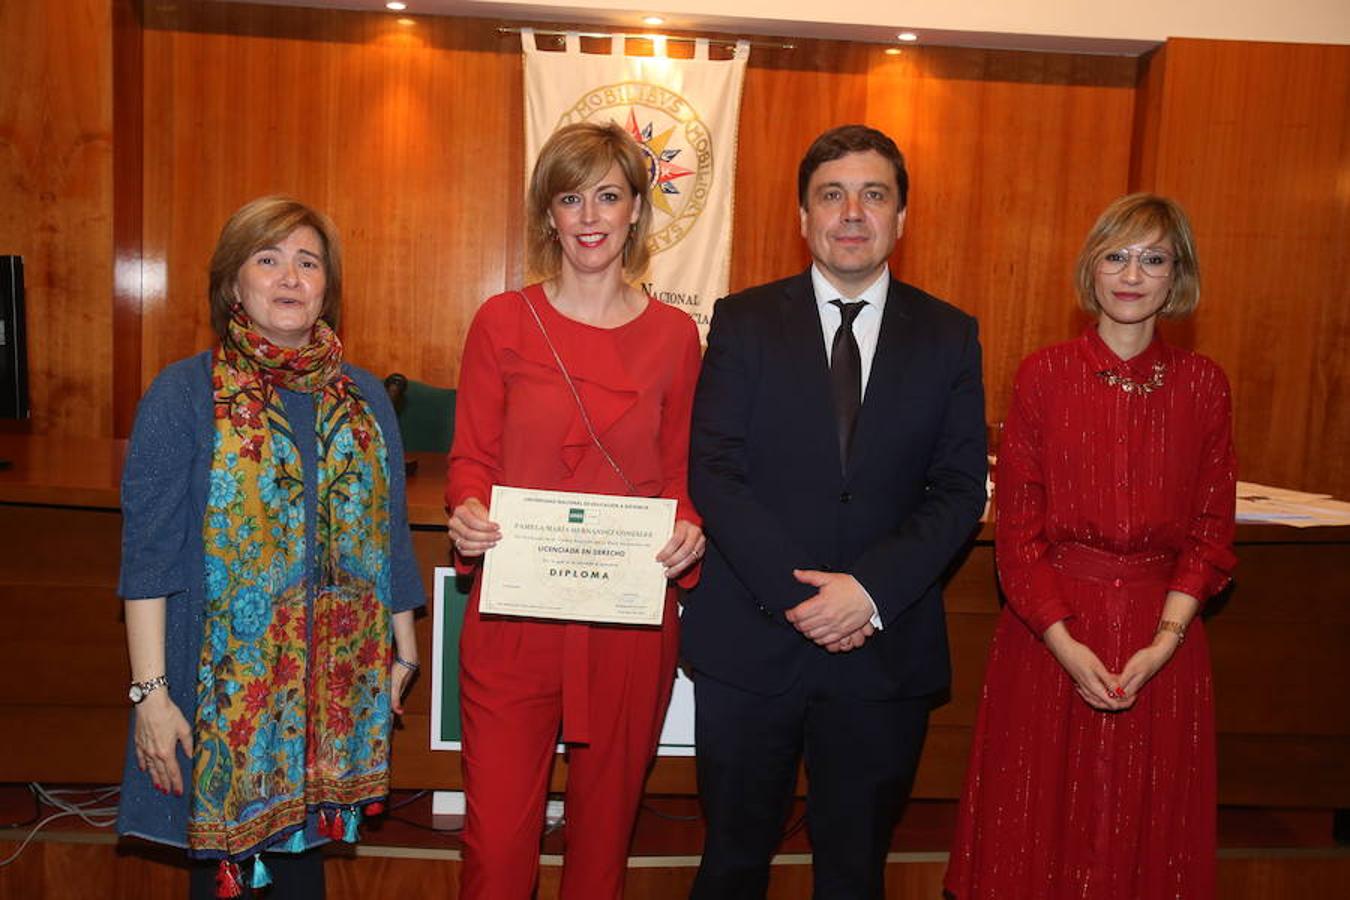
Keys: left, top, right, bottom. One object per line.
{"left": 811, "top": 264, "right": 890, "bottom": 401}
{"left": 810, "top": 263, "right": 891, "bottom": 630}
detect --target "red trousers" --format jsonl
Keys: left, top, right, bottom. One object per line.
{"left": 458, "top": 593, "right": 679, "bottom": 900}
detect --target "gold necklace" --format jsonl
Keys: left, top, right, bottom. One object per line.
{"left": 1096, "top": 362, "right": 1166, "bottom": 394}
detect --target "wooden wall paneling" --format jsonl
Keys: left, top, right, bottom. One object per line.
{"left": 0, "top": 706, "right": 128, "bottom": 783}
{"left": 727, "top": 39, "right": 871, "bottom": 293}
{"left": 1133, "top": 38, "right": 1350, "bottom": 497}
{"left": 0, "top": 588, "right": 126, "bottom": 710}
{"left": 1210, "top": 543, "right": 1350, "bottom": 735}
{"left": 112, "top": 0, "right": 145, "bottom": 439}
{"left": 139, "top": 12, "right": 231, "bottom": 383}
{"left": 1216, "top": 857, "right": 1350, "bottom": 900}
{"left": 1205, "top": 539, "right": 1350, "bottom": 804}
{"left": 930, "top": 545, "right": 997, "bottom": 732}
{"left": 328, "top": 854, "right": 467, "bottom": 899}
{"left": 331, "top": 20, "right": 523, "bottom": 390}
{"left": 140, "top": 5, "right": 522, "bottom": 393}
{"left": 758, "top": 862, "right": 948, "bottom": 898}
{"left": 139, "top": 3, "right": 329, "bottom": 382}
{"left": 1216, "top": 734, "right": 1350, "bottom": 807}
{"left": 1210, "top": 620, "right": 1350, "bottom": 734}
{"left": 1127, "top": 45, "right": 1166, "bottom": 193}
{"left": 0, "top": 503, "right": 126, "bottom": 783}
{"left": 127, "top": 8, "right": 1350, "bottom": 503}
{"left": 7, "top": 434, "right": 1346, "bottom": 803}
{"left": 869, "top": 47, "right": 1139, "bottom": 424}
{"left": 0, "top": 0, "right": 114, "bottom": 438}
{"left": 0, "top": 841, "right": 190, "bottom": 900}
{"left": 7, "top": 8, "right": 1348, "bottom": 507}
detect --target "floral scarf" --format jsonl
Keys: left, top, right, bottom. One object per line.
{"left": 188, "top": 311, "right": 393, "bottom": 860}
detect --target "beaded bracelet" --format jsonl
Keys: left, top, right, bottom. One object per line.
{"left": 1156, "top": 619, "right": 1186, "bottom": 644}
{"left": 395, "top": 656, "right": 421, "bottom": 673}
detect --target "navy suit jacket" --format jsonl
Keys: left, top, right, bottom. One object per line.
{"left": 682, "top": 269, "right": 988, "bottom": 699}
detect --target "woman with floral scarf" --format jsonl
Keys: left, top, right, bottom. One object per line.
{"left": 116, "top": 196, "right": 425, "bottom": 898}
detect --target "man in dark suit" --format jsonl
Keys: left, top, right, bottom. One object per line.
{"left": 683, "top": 124, "right": 987, "bottom": 899}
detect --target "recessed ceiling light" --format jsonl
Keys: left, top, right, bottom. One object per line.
{"left": 897, "top": 31, "right": 918, "bottom": 42}
{"left": 386, "top": 2, "right": 407, "bottom": 10}
{"left": 643, "top": 16, "right": 665, "bottom": 26}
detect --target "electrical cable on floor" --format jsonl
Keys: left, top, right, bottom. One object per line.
{"left": 0, "top": 784, "right": 120, "bottom": 868}
{"left": 387, "top": 789, "right": 428, "bottom": 812}
{"left": 377, "top": 791, "right": 462, "bottom": 834}
{"left": 640, "top": 801, "right": 701, "bottom": 822}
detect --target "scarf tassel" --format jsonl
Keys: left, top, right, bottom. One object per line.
{"left": 321, "top": 808, "right": 352, "bottom": 841}
{"left": 215, "top": 859, "right": 244, "bottom": 898}
{"left": 250, "top": 854, "right": 272, "bottom": 890}
{"left": 284, "top": 828, "right": 307, "bottom": 853}
{"left": 365, "top": 800, "right": 385, "bottom": 817}
{"left": 343, "top": 807, "right": 361, "bottom": 844}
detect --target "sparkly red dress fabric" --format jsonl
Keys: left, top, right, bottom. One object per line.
{"left": 446, "top": 284, "right": 701, "bottom": 900}
{"left": 945, "top": 328, "right": 1237, "bottom": 900}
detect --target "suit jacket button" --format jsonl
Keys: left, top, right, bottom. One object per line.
{"left": 839, "top": 491, "right": 852, "bottom": 503}
{"left": 758, "top": 604, "right": 772, "bottom": 617}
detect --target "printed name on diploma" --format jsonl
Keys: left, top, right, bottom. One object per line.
{"left": 478, "top": 485, "right": 676, "bottom": 626}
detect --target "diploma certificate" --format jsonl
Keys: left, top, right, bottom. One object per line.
{"left": 479, "top": 486, "right": 676, "bottom": 626}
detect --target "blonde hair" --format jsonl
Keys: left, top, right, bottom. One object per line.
{"left": 1075, "top": 193, "right": 1200, "bottom": 318}
{"left": 525, "top": 122, "right": 653, "bottom": 281}
{"left": 208, "top": 196, "right": 342, "bottom": 339}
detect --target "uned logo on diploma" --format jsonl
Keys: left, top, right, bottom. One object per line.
{"left": 568, "top": 508, "right": 585, "bottom": 524}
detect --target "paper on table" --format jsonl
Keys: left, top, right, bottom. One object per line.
{"left": 1235, "top": 480, "right": 1350, "bottom": 527}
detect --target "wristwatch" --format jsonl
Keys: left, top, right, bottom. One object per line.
{"left": 129, "top": 675, "right": 169, "bottom": 704}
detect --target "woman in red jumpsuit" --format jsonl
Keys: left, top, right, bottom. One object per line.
{"left": 445, "top": 121, "right": 704, "bottom": 899}
{"left": 945, "top": 194, "right": 1237, "bottom": 899}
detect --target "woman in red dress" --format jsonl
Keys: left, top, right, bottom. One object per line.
{"left": 445, "top": 122, "right": 705, "bottom": 899}
{"left": 945, "top": 194, "right": 1237, "bottom": 899}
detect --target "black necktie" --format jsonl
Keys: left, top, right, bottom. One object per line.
{"left": 830, "top": 299, "right": 866, "bottom": 462}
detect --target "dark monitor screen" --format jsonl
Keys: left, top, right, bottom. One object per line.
{"left": 0, "top": 256, "right": 29, "bottom": 420}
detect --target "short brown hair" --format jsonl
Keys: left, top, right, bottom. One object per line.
{"left": 798, "top": 125, "right": 908, "bottom": 210}
{"left": 525, "top": 122, "right": 653, "bottom": 281}
{"left": 1075, "top": 193, "right": 1201, "bottom": 318}
{"left": 208, "top": 196, "right": 343, "bottom": 339}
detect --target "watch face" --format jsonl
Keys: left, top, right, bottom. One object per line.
{"left": 129, "top": 684, "right": 145, "bottom": 703}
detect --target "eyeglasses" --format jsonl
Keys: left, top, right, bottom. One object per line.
{"left": 1098, "top": 247, "right": 1174, "bottom": 278}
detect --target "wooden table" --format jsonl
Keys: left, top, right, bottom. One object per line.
{"left": 2, "top": 435, "right": 1346, "bottom": 806}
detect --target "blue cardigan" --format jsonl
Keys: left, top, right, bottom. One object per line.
{"left": 115, "top": 350, "right": 426, "bottom": 850}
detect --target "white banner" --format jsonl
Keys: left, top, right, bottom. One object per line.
{"left": 523, "top": 30, "right": 749, "bottom": 339}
